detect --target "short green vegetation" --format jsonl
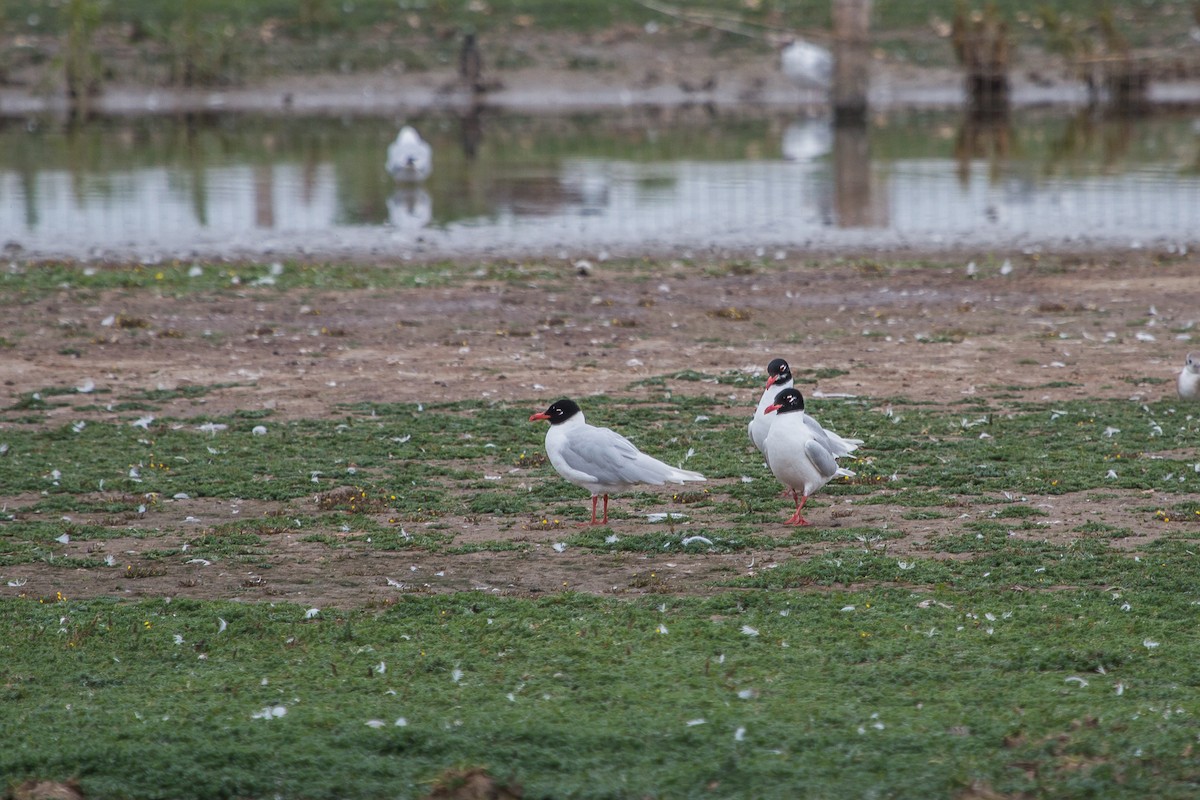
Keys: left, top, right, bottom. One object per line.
{"left": 3, "top": 257, "right": 1200, "bottom": 797}
{"left": 2, "top": 586, "right": 1199, "bottom": 798}
{"left": 1, "top": 372, "right": 1198, "bottom": 796}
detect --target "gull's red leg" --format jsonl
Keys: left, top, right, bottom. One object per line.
{"left": 784, "top": 491, "right": 811, "bottom": 526}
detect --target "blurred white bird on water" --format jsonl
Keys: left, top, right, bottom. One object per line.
{"left": 386, "top": 125, "right": 432, "bottom": 182}
{"left": 781, "top": 38, "right": 832, "bottom": 90}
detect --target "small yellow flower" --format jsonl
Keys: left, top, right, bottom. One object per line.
{"left": 143, "top": 621, "right": 152, "bottom": 629}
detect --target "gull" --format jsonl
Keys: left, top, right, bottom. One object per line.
{"left": 748, "top": 358, "right": 862, "bottom": 459}
{"left": 781, "top": 38, "right": 832, "bottom": 90}
{"left": 529, "top": 398, "right": 705, "bottom": 526}
{"left": 763, "top": 388, "right": 856, "bottom": 526}
{"left": 1178, "top": 352, "right": 1200, "bottom": 400}
{"left": 386, "top": 125, "right": 432, "bottom": 182}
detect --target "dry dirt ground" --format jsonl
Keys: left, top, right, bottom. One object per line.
{"left": 1, "top": 253, "right": 1198, "bottom": 608}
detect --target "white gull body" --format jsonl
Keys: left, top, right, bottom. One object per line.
{"left": 781, "top": 38, "right": 832, "bottom": 89}
{"left": 748, "top": 358, "right": 862, "bottom": 459}
{"left": 386, "top": 125, "right": 433, "bottom": 182}
{"left": 531, "top": 398, "right": 705, "bottom": 525}
{"left": 763, "top": 388, "right": 855, "bottom": 526}
{"left": 1179, "top": 352, "right": 1200, "bottom": 400}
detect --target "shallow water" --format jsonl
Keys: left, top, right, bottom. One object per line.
{"left": 1, "top": 107, "right": 1198, "bottom": 261}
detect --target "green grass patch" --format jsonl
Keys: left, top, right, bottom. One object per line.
{"left": 2, "top": 367, "right": 1200, "bottom": 796}
{"left": 3, "top": 589, "right": 1200, "bottom": 798}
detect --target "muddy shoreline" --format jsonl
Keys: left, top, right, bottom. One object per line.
{"left": 1, "top": 255, "right": 1196, "bottom": 606}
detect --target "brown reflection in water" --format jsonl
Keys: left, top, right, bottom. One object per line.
{"left": 460, "top": 105, "right": 484, "bottom": 162}
{"left": 254, "top": 165, "right": 274, "bottom": 228}
{"left": 487, "top": 176, "right": 589, "bottom": 216}
{"left": 955, "top": 111, "right": 1011, "bottom": 188}
{"left": 255, "top": 133, "right": 278, "bottom": 228}
{"left": 833, "top": 120, "right": 887, "bottom": 228}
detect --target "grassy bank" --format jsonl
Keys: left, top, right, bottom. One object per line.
{"left": 1, "top": 256, "right": 1199, "bottom": 797}
{"left": 0, "top": 0, "right": 1194, "bottom": 88}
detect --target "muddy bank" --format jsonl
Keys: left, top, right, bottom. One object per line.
{"left": 0, "top": 255, "right": 1196, "bottom": 606}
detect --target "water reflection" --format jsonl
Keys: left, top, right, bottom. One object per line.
{"left": 781, "top": 118, "right": 832, "bottom": 162}
{"left": 833, "top": 121, "right": 886, "bottom": 229}
{"left": 386, "top": 187, "right": 432, "bottom": 231}
{"left": 0, "top": 108, "right": 1197, "bottom": 258}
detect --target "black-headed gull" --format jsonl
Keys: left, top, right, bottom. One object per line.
{"left": 749, "top": 358, "right": 862, "bottom": 459}
{"left": 763, "top": 388, "right": 856, "bottom": 526}
{"left": 386, "top": 125, "right": 432, "bottom": 182}
{"left": 529, "top": 398, "right": 705, "bottom": 526}
{"left": 1179, "top": 352, "right": 1200, "bottom": 400}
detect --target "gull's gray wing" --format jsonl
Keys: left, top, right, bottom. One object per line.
{"left": 804, "top": 438, "right": 841, "bottom": 480}
{"left": 558, "top": 426, "right": 665, "bottom": 487}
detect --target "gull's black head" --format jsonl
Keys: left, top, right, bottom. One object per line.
{"left": 765, "top": 387, "right": 805, "bottom": 415}
{"left": 766, "top": 358, "right": 792, "bottom": 388}
{"left": 529, "top": 398, "right": 582, "bottom": 425}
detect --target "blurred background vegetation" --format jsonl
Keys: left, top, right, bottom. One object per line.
{"left": 0, "top": 0, "right": 1197, "bottom": 92}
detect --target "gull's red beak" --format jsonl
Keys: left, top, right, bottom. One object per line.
{"left": 763, "top": 403, "right": 781, "bottom": 414}
{"left": 529, "top": 411, "right": 551, "bottom": 422}
{"left": 765, "top": 375, "right": 778, "bottom": 388}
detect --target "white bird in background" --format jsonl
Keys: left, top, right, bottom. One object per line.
{"left": 386, "top": 125, "right": 432, "bottom": 182}
{"left": 1178, "top": 352, "right": 1200, "bottom": 400}
{"left": 781, "top": 38, "right": 833, "bottom": 90}
{"left": 763, "top": 388, "right": 855, "bottom": 526}
{"left": 530, "top": 398, "right": 706, "bottom": 526}
{"left": 748, "top": 358, "right": 862, "bottom": 459}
